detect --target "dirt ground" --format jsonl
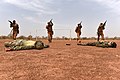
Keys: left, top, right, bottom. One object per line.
{"left": 0, "top": 39, "right": 120, "bottom": 80}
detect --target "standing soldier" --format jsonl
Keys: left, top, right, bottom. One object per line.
{"left": 75, "top": 21, "right": 82, "bottom": 42}
{"left": 46, "top": 19, "right": 54, "bottom": 43}
{"left": 97, "top": 20, "right": 107, "bottom": 41}
{"left": 9, "top": 20, "right": 19, "bottom": 40}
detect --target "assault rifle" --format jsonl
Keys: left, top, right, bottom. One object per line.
{"left": 49, "top": 19, "right": 53, "bottom": 25}
{"left": 8, "top": 20, "right": 12, "bottom": 27}
{"left": 50, "top": 19, "right": 53, "bottom": 22}
{"left": 103, "top": 20, "right": 107, "bottom": 29}
{"left": 80, "top": 21, "right": 82, "bottom": 25}
{"left": 8, "top": 20, "right": 12, "bottom": 24}
{"left": 78, "top": 21, "right": 82, "bottom": 28}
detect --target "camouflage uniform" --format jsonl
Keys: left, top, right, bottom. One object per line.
{"left": 4, "top": 40, "right": 49, "bottom": 51}
{"left": 79, "top": 41, "right": 117, "bottom": 48}
{"left": 10, "top": 20, "right": 19, "bottom": 40}
{"left": 75, "top": 23, "right": 82, "bottom": 41}
{"left": 46, "top": 20, "right": 53, "bottom": 43}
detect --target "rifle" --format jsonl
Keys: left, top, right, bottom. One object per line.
{"left": 78, "top": 21, "right": 82, "bottom": 28}
{"left": 49, "top": 19, "right": 53, "bottom": 25}
{"left": 8, "top": 20, "right": 12, "bottom": 24}
{"left": 50, "top": 19, "right": 53, "bottom": 22}
{"left": 8, "top": 20, "right": 12, "bottom": 27}
{"left": 103, "top": 20, "right": 107, "bottom": 29}
{"left": 79, "top": 21, "right": 82, "bottom": 25}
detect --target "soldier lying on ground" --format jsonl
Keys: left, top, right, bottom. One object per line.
{"left": 79, "top": 41, "right": 117, "bottom": 48}
{"left": 4, "top": 39, "right": 49, "bottom": 51}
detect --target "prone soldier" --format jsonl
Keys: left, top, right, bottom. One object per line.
{"left": 79, "top": 41, "right": 117, "bottom": 48}
{"left": 4, "top": 39, "right": 49, "bottom": 51}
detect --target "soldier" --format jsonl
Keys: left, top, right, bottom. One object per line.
{"left": 75, "top": 22, "right": 82, "bottom": 42}
{"left": 46, "top": 19, "right": 54, "bottom": 43}
{"left": 9, "top": 20, "right": 19, "bottom": 40}
{"left": 97, "top": 20, "right": 107, "bottom": 41}
{"left": 4, "top": 39, "right": 49, "bottom": 51}
{"left": 79, "top": 41, "right": 117, "bottom": 48}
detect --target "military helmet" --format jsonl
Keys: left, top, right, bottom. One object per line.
{"left": 100, "top": 23, "right": 103, "bottom": 25}
{"left": 13, "top": 20, "right": 16, "bottom": 23}
{"left": 108, "top": 42, "right": 117, "bottom": 48}
{"left": 78, "top": 23, "right": 81, "bottom": 26}
{"left": 34, "top": 41, "right": 44, "bottom": 49}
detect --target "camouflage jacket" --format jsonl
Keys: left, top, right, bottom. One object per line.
{"left": 75, "top": 25, "right": 82, "bottom": 33}
{"left": 46, "top": 22, "right": 53, "bottom": 32}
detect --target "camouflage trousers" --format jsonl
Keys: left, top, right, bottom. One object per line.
{"left": 48, "top": 31, "right": 53, "bottom": 43}
{"left": 77, "top": 32, "right": 81, "bottom": 41}
{"left": 97, "top": 32, "right": 104, "bottom": 41}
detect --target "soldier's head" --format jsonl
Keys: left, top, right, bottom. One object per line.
{"left": 47, "top": 21, "right": 53, "bottom": 25}
{"left": 78, "top": 23, "right": 82, "bottom": 28}
{"left": 47, "top": 22, "right": 50, "bottom": 24}
{"left": 13, "top": 20, "right": 16, "bottom": 23}
{"left": 34, "top": 41, "right": 44, "bottom": 49}
{"left": 100, "top": 23, "right": 103, "bottom": 25}
{"left": 108, "top": 42, "right": 117, "bottom": 48}
{"left": 78, "top": 23, "right": 81, "bottom": 26}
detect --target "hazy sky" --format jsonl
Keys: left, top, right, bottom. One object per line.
{"left": 0, "top": 0, "right": 120, "bottom": 38}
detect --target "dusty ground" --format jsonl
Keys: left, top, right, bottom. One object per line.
{"left": 0, "top": 39, "right": 120, "bottom": 80}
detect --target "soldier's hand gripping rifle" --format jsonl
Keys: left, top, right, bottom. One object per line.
{"left": 8, "top": 20, "right": 12, "bottom": 27}
{"left": 102, "top": 20, "right": 107, "bottom": 29}
{"left": 50, "top": 19, "right": 53, "bottom": 22}
{"left": 49, "top": 19, "right": 53, "bottom": 25}
{"left": 79, "top": 21, "right": 82, "bottom": 28}
{"left": 80, "top": 21, "right": 82, "bottom": 24}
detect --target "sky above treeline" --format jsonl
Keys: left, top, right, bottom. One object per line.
{"left": 0, "top": 0, "right": 120, "bottom": 38}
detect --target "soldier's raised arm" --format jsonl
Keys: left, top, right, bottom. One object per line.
{"left": 8, "top": 20, "right": 13, "bottom": 27}
{"left": 103, "top": 20, "right": 107, "bottom": 29}
{"left": 8, "top": 20, "right": 12, "bottom": 23}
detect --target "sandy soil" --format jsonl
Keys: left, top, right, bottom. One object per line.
{"left": 0, "top": 39, "right": 120, "bottom": 80}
